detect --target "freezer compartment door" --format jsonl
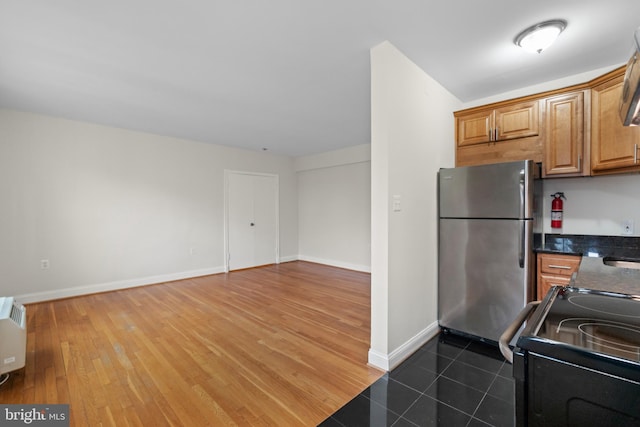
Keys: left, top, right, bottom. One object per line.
{"left": 439, "top": 160, "right": 534, "bottom": 219}
{"left": 438, "top": 218, "right": 533, "bottom": 343}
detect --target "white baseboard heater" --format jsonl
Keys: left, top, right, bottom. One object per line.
{"left": 0, "top": 297, "right": 26, "bottom": 385}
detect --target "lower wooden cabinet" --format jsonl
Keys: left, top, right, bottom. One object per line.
{"left": 536, "top": 253, "right": 581, "bottom": 300}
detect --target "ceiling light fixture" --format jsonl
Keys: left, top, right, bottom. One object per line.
{"left": 514, "top": 19, "right": 567, "bottom": 54}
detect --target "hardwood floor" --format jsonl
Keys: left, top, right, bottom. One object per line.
{"left": 0, "top": 261, "right": 383, "bottom": 426}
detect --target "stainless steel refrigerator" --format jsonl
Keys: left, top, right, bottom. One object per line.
{"left": 438, "top": 160, "right": 540, "bottom": 344}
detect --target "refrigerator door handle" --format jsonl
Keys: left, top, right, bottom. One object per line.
{"left": 518, "top": 221, "right": 525, "bottom": 268}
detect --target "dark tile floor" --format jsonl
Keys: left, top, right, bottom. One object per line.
{"left": 319, "top": 332, "right": 514, "bottom": 427}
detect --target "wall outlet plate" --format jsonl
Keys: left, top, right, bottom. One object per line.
{"left": 622, "top": 219, "right": 634, "bottom": 235}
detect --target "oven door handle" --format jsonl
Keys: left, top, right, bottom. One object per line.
{"left": 499, "top": 301, "right": 540, "bottom": 364}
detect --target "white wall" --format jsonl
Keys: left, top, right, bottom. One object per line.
{"left": 295, "top": 144, "right": 371, "bottom": 272}
{"left": 543, "top": 174, "right": 640, "bottom": 236}
{"left": 369, "top": 41, "right": 461, "bottom": 370}
{"left": 0, "top": 110, "right": 298, "bottom": 303}
{"left": 463, "top": 64, "right": 623, "bottom": 109}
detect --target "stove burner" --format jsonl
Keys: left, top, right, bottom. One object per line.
{"left": 567, "top": 295, "right": 640, "bottom": 318}
{"left": 577, "top": 322, "right": 640, "bottom": 358}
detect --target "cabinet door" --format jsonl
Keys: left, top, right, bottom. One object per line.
{"left": 537, "top": 274, "right": 571, "bottom": 300}
{"left": 456, "top": 109, "right": 493, "bottom": 147}
{"left": 543, "top": 91, "right": 587, "bottom": 176}
{"left": 495, "top": 100, "right": 539, "bottom": 141}
{"left": 591, "top": 75, "right": 640, "bottom": 174}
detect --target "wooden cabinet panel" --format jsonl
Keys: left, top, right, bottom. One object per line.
{"left": 456, "top": 137, "right": 543, "bottom": 167}
{"left": 543, "top": 91, "right": 589, "bottom": 177}
{"left": 591, "top": 70, "right": 640, "bottom": 174}
{"left": 536, "top": 253, "right": 581, "bottom": 300}
{"left": 457, "top": 110, "right": 492, "bottom": 146}
{"left": 495, "top": 101, "right": 539, "bottom": 141}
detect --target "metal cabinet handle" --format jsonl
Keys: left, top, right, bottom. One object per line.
{"left": 499, "top": 301, "right": 540, "bottom": 364}
{"left": 548, "top": 264, "right": 571, "bottom": 269}
{"left": 635, "top": 144, "right": 638, "bottom": 164}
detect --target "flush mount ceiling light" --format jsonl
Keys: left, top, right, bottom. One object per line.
{"left": 514, "top": 19, "right": 567, "bottom": 53}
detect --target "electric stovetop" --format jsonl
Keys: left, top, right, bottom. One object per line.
{"left": 516, "top": 286, "right": 640, "bottom": 381}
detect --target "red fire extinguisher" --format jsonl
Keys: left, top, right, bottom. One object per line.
{"left": 551, "top": 192, "right": 566, "bottom": 229}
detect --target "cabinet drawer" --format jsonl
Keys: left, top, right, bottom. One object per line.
{"left": 538, "top": 254, "right": 581, "bottom": 276}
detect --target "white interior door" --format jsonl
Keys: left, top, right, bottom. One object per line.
{"left": 226, "top": 171, "right": 279, "bottom": 271}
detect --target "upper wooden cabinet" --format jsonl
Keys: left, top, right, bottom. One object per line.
{"left": 455, "top": 100, "right": 542, "bottom": 166}
{"left": 542, "top": 90, "right": 590, "bottom": 177}
{"left": 453, "top": 65, "right": 640, "bottom": 176}
{"left": 495, "top": 101, "right": 540, "bottom": 141}
{"left": 456, "top": 100, "right": 539, "bottom": 146}
{"left": 591, "top": 68, "right": 640, "bottom": 175}
{"left": 455, "top": 109, "right": 493, "bottom": 146}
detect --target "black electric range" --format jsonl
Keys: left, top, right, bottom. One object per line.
{"left": 506, "top": 286, "right": 640, "bottom": 427}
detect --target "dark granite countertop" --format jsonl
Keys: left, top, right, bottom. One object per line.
{"left": 536, "top": 234, "right": 640, "bottom": 295}
{"left": 536, "top": 248, "right": 583, "bottom": 256}
{"left": 572, "top": 256, "right": 640, "bottom": 296}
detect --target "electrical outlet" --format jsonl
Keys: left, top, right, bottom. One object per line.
{"left": 40, "top": 259, "right": 50, "bottom": 269}
{"left": 622, "top": 219, "right": 634, "bottom": 235}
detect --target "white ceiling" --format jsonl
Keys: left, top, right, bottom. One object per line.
{"left": 1, "top": 1, "right": 639, "bottom": 157}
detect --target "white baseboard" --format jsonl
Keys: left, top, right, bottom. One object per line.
{"left": 14, "top": 256, "right": 368, "bottom": 304}
{"left": 367, "top": 348, "right": 392, "bottom": 371}
{"left": 367, "top": 321, "right": 440, "bottom": 371}
{"left": 15, "top": 266, "right": 226, "bottom": 304}
{"left": 297, "top": 255, "right": 371, "bottom": 273}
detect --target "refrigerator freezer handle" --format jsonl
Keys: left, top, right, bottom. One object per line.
{"left": 519, "top": 168, "right": 526, "bottom": 219}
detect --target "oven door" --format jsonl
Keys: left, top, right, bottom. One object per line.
{"left": 515, "top": 351, "right": 640, "bottom": 427}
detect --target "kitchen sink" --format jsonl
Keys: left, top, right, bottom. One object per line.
{"left": 603, "top": 256, "right": 640, "bottom": 270}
